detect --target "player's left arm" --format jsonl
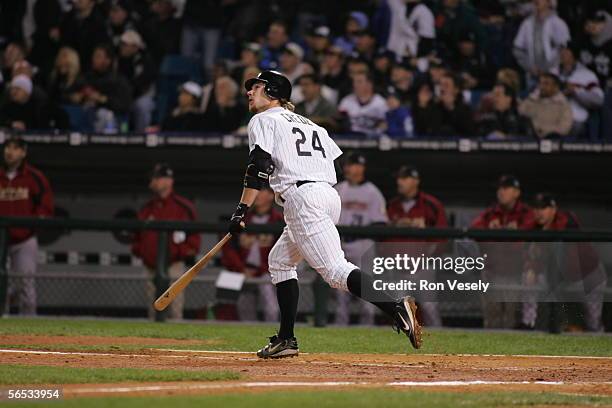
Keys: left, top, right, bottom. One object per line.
{"left": 228, "top": 145, "right": 275, "bottom": 235}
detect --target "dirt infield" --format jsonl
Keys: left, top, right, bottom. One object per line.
{"left": 1, "top": 334, "right": 611, "bottom": 398}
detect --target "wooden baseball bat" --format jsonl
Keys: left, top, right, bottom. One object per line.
{"left": 153, "top": 233, "right": 232, "bottom": 312}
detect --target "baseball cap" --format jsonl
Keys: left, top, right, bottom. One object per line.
{"left": 10, "top": 74, "right": 33, "bottom": 95}
{"left": 282, "top": 42, "right": 304, "bottom": 60}
{"left": 4, "top": 136, "right": 27, "bottom": 150}
{"left": 344, "top": 151, "right": 366, "bottom": 165}
{"left": 311, "top": 25, "right": 331, "bottom": 38}
{"left": 120, "top": 30, "right": 144, "bottom": 49}
{"left": 532, "top": 192, "right": 557, "bottom": 209}
{"left": 586, "top": 9, "right": 607, "bottom": 22}
{"left": 243, "top": 42, "right": 261, "bottom": 54}
{"left": 498, "top": 174, "right": 520, "bottom": 189}
{"left": 179, "top": 81, "right": 202, "bottom": 99}
{"left": 349, "top": 11, "right": 369, "bottom": 30}
{"left": 150, "top": 163, "right": 174, "bottom": 178}
{"left": 396, "top": 165, "right": 420, "bottom": 179}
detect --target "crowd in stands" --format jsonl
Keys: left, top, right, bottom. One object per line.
{"left": 0, "top": 0, "right": 611, "bottom": 138}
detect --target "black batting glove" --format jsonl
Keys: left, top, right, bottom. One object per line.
{"left": 228, "top": 203, "right": 249, "bottom": 235}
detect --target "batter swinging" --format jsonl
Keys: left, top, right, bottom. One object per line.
{"left": 228, "top": 70, "right": 422, "bottom": 359}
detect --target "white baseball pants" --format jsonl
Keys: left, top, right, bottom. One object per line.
{"left": 268, "top": 182, "right": 357, "bottom": 291}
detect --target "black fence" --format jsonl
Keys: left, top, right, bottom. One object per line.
{"left": 1, "top": 217, "right": 611, "bottom": 332}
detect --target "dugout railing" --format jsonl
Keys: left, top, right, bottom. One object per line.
{"left": 0, "top": 216, "right": 610, "bottom": 332}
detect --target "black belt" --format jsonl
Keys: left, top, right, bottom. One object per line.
{"left": 296, "top": 180, "right": 315, "bottom": 188}
{"left": 280, "top": 181, "right": 315, "bottom": 203}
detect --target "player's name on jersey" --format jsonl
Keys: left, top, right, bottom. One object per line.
{"left": 372, "top": 279, "right": 490, "bottom": 293}
{"left": 279, "top": 112, "right": 315, "bottom": 126}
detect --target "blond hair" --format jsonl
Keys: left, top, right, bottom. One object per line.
{"left": 51, "top": 47, "right": 81, "bottom": 87}
{"left": 280, "top": 99, "right": 295, "bottom": 112}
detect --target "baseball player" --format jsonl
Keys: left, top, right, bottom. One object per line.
{"left": 228, "top": 70, "right": 421, "bottom": 359}
{"left": 0, "top": 136, "right": 54, "bottom": 315}
{"left": 335, "top": 151, "right": 388, "bottom": 325}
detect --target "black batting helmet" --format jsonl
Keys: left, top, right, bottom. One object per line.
{"left": 244, "top": 70, "right": 292, "bottom": 100}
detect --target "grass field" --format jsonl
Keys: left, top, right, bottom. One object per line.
{"left": 0, "top": 318, "right": 610, "bottom": 407}
{"left": 1, "top": 318, "right": 610, "bottom": 356}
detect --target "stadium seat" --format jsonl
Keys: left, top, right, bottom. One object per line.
{"left": 154, "top": 55, "right": 203, "bottom": 124}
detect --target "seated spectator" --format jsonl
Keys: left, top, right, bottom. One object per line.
{"left": 161, "top": 81, "right": 203, "bottom": 132}
{"left": 338, "top": 72, "right": 387, "bottom": 136}
{"left": 279, "top": 43, "right": 313, "bottom": 85}
{"left": 221, "top": 188, "right": 283, "bottom": 322}
{"left": 294, "top": 74, "right": 338, "bottom": 130}
{"left": 381, "top": 87, "right": 414, "bottom": 138}
{"left": 118, "top": 30, "right": 157, "bottom": 131}
{"left": 552, "top": 43, "right": 604, "bottom": 137}
{"left": 478, "top": 68, "right": 522, "bottom": 114}
{"left": 81, "top": 44, "right": 132, "bottom": 131}
{"left": 478, "top": 83, "right": 529, "bottom": 139}
{"left": 230, "top": 43, "right": 262, "bottom": 85}
{"left": 304, "top": 25, "right": 332, "bottom": 67}
{"left": 334, "top": 11, "right": 369, "bottom": 55}
{"left": 47, "top": 47, "right": 85, "bottom": 105}
{"left": 320, "top": 46, "right": 348, "bottom": 93}
{"left": 260, "top": 20, "right": 289, "bottom": 70}
{"left": 389, "top": 63, "right": 415, "bottom": 104}
{"left": 140, "top": 0, "right": 181, "bottom": 66}
{"left": 519, "top": 73, "right": 573, "bottom": 138}
{"left": 513, "top": 0, "right": 570, "bottom": 86}
{"left": 578, "top": 10, "right": 612, "bottom": 89}
{"left": 340, "top": 56, "right": 372, "bottom": 98}
{"left": 201, "top": 76, "right": 246, "bottom": 133}
{"left": 386, "top": 0, "right": 435, "bottom": 64}
{"left": 0, "top": 75, "right": 50, "bottom": 130}
{"left": 434, "top": 73, "right": 475, "bottom": 136}
{"left": 452, "top": 30, "right": 494, "bottom": 90}
{"left": 412, "top": 81, "right": 440, "bottom": 136}
{"left": 354, "top": 29, "right": 378, "bottom": 61}
{"left": 107, "top": 0, "right": 139, "bottom": 48}
{"left": 372, "top": 49, "right": 395, "bottom": 90}
{"left": 60, "top": 0, "right": 109, "bottom": 71}
{"left": 1, "top": 43, "right": 27, "bottom": 90}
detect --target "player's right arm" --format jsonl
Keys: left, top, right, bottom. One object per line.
{"left": 228, "top": 116, "right": 276, "bottom": 236}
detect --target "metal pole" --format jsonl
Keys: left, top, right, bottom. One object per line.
{"left": 0, "top": 228, "right": 7, "bottom": 316}
{"left": 154, "top": 230, "right": 169, "bottom": 322}
{"left": 547, "top": 241, "right": 564, "bottom": 334}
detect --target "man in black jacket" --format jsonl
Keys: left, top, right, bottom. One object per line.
{"left": 478, "top": 83, "right": 529, "bottom": 139}
{"left": 118, "top": 30, "right": 156, "bottom": 131}
{"left": 82, "top": 44, "right": 132, "bottom": 130}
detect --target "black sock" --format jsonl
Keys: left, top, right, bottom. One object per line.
{"left": 347, "top": 269, "right": 397, "bottom": 317}
{"left": 276, "top": 279, "right": 299, "bottom": 339}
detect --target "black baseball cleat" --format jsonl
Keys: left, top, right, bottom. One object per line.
{"left": 393, "top": 296, "right": 423, "bottom": 349}
{"left": 257, "top": 335, "right": 299, "bottom": 359}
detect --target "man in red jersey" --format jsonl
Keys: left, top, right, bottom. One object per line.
{"left": 387, "top": 165, "right": 448, "bottom": 326}
{"left": 471, "top": 174, "right": 535, "bottom": 328}
{"left": 132, "top": 163, "right": 201, "bottom": 320}
{"left": 522, "top": 193, "right": 606, "bottom": 331}
{"left": 0, "top": 136, "right": 53, "bottom": 315}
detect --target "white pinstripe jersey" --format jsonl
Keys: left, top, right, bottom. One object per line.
{"left": 248, "top": 106, "right": 342, "bottom": 194}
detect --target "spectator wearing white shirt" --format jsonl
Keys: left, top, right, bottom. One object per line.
{"left": 513, "top": 0, "right": 570, "bottom": 86}
{"left": 551, "top": 43, "right": 604, "bottom": 137}
{"left": 386, "top": 0, "right": 435, "bottom": 67}
{"left": 338, "top": 72, "right": 388, "bottom": 136}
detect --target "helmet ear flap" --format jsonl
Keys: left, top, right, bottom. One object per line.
{"left": 265, "top": 83, "right": 279, "bottom": 100}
